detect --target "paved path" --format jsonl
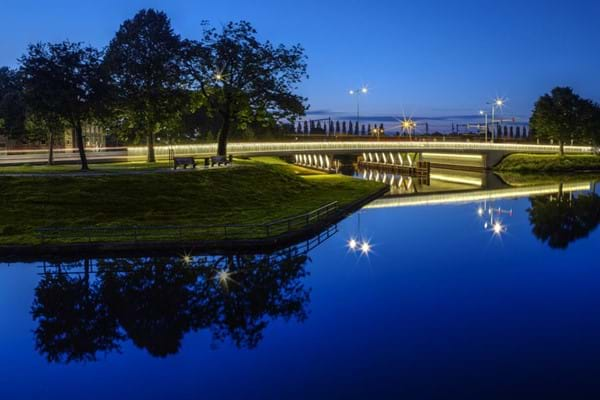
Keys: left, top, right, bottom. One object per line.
{"left": 0, "top": 165, "right": 237, "bottom": 178}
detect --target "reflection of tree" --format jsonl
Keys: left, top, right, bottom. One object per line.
{"left": 98, "top": 259, "right": 207, "bottom": 357}
{"left": 31, "top": 261, "right": 122, "bottom": 363}
{"left": 210, "top": 253, "right": 309, "bottom": 349}
{"left": 528, "top": 187, "right": 600, "bottom": 249}
{"left": 31, "top": 248, "right": 310, "bottom": 363}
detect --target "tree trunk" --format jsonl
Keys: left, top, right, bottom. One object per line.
{"left": 147, "top": 131, "right": 156, "bottom": 163}
{"left": 217, "top": 116, "right": 231, "bottom": 156}
{"left": 559, "top": 140, "right": 564, "bottom": 156}
{"left": 47, "top": 131, "right": 54, "bottom": 166}
{"left": 75, "top": 121, "right": 89, "bottom": 171}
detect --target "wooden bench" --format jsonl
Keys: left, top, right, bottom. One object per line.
{"left": 173, "top": 157, "right": 197, "bottom": 169}
{"left": 206, "top": 155, "right": 233, "bottom": 167}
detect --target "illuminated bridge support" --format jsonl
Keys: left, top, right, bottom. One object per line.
{"left": 358, "top": 151, "right": 430, "bottom": 184}
{"left": 293, "top": 153, "right": 337, "bottom": 172}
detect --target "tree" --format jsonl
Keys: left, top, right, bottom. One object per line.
{"left": 530, "top": 86, "right": 600, "bottom": 154}
{"left": 348, "top": 121, "right": 353, "bottom": 135}
{"left": 185, "top": 21, "right": 308, "bottom": 156}
{"left": 20, "top": 41, "right": 104, "bottom": 169}
{"left": 335, "top": 120, "right": 340, "bottom": 134}
{"left": 104, "top": 9, "right": 186, "bottom": 162}
{"left": 0, "top": 68, "right": 27, "bottom": 142}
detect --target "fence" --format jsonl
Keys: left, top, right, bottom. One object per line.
{"left": 37, "top": 202, "right": 339, "bottom": 244}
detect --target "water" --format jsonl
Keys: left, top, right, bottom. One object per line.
{"left": 1, "top": 179, "right": 599, "bottom": 399}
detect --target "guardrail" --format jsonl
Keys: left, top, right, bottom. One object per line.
{"left": 127, "top": 141, "right": 594, "bottom": 157}
{"left": 37, "top": 202, "right": 339, "bottom": 244}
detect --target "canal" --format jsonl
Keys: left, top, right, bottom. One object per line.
{"left": 1, "top": 177, "right": 599, "bottom": 399}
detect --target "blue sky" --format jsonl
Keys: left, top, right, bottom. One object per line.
{"left": 1, "top": 0, "right": 599, "bottom": 124}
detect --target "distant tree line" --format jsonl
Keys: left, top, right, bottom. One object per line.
{"left": 0, "top": 9, "right": 308, "bottom": 169}
{"left": 294, "top": 120, "right": 385, "bottom": 136}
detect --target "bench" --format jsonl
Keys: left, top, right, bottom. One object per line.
{"left": 173, "top": 157, "right": 197, "bottom": 169}
{"left": 205, "top": 155, "right": 233, "bottom": 167}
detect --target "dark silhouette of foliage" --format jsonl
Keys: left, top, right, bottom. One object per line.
{"left": 184, "top": 21, "right": 307, "bottom": 156}
{"left": 0, "top": 67, "right": 27, "bottom": 141}
{"left": 20, "top": 42, "right": 105, "bottom": 169}
{"left": 530, "top": 87, "right": 600, "bottom": 154}
{"left": 31, "top": 265, "right": 122, "bottom": 363}
{"left": 528, "top": 187, "right": 600, "bottom": 249}
{"left": 104, "top": 9, "right": 187, "bottom": 162}
{"left": 31, "top": 247, "right": 310, "bottom": 362}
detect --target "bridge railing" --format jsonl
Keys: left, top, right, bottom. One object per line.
{"left": 126, "top": 141, "right": 593, "bottom": 157}
{"left": 37, "top": 201, "right": 339, "bottom": 244}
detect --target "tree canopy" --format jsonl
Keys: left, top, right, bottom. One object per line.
{"left": 530, "top": 87, "right": 600, "bottom": 154}
{"left": 185, "top": 21, "right": 308, "bottom": 156}
{"left": 104, "top": 9, "right": 188, "bottom": 162}
{"left": 20, "top": 41, "right": 105, "bottom": 169}
{"left": 0, "top": 67, "right": 27, "bottom": 141}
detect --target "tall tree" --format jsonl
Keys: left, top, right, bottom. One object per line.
{"left": 0, "top": 67, "right": 27, "bottom": 142}
{"left": 20, "top": 42, "right": 104, "bottom": 169}
{"left": 530, "top": 87, "right": 600, "bottom": 155}
{"left": 185, "top": 21, "right": 308, "bottom": 156}
{"left": 104, "top": 9, "right": 186, "bottom": 162}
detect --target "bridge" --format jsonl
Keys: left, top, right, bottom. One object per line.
{"left": 0, "top": 140, "right": 594, "bottom": 168}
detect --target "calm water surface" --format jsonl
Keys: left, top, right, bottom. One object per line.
{"left": 1, "top": 180, "right": 599, "bottom": 399}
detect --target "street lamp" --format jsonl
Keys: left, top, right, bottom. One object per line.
{"left": 479, "top": 110, "right": 488, "bottom": 142}
{"left": 486, "top": 97, "right": 505, "bottom": 143}
{"left": 349, "top": 86, "right": 368, "bottom": 127}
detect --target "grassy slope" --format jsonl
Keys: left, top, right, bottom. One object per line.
{"left": 496, "top": 153, "right": 600, "bottom": 173}
{"left": 0, "top": 161, "right": 384, "bottom": 245}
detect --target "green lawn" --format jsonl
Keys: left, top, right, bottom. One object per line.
{"left": 0, "top": 161, "right": 384, "bottom": 245}
{"left": 496, "top": 153, "right": 600, "bottom": 173}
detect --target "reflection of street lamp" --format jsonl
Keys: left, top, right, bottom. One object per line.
{"left": 349, "top": 86, "right": 368, "bottom": 126}
{"left": 479, "top": 110, "right": 488, "bottom": 142}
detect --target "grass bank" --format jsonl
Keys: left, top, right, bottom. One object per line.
{"left": 0, "top": 159, "right": 384, "bottom": 245}
{"left": 495, "top": 153, "right": 600, "bottom": 173}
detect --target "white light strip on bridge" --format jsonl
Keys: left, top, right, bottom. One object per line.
{"left": 363, "top": 182, "right": 592, "bottom": 209}
{"left": 125, "top": 141, "right": 593, "bottom": 156}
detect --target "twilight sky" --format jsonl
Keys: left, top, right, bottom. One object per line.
{"left": 1, "top": 0, "right": 599, "bottom": 124}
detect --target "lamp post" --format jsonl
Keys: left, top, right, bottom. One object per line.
{"left": 479, "top": 110, "right": 488, "bottom": 142}
{"left": 349, "top": 87, "right": 368, "bottom": 127}
{"left": 487, "top": 98, "right": 505, "bottom": 143}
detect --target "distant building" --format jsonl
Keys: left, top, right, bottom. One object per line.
{"left": 64, "top": 124, "right": 106, "bottom": 150}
